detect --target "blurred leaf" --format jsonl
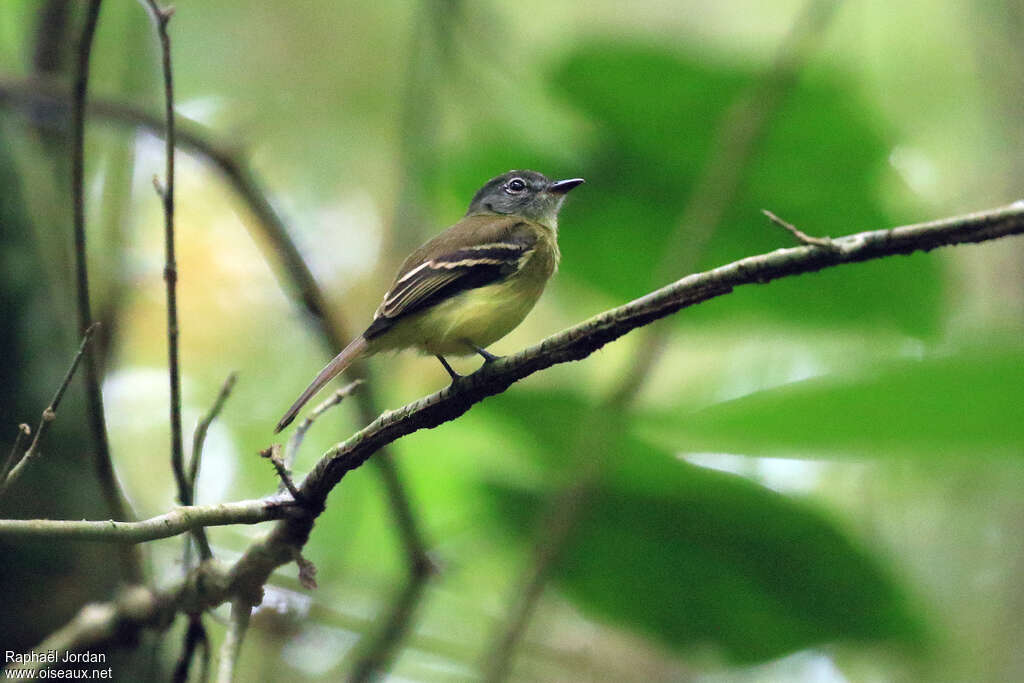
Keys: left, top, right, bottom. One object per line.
{"left": 637, "top": 345, "right": 1024, "bottom": 458}
{"left": 539, "top": 42, "right": 940, "bottom": 335}
{"left": 479, "top": 392, "right": 923, "bottom": 662}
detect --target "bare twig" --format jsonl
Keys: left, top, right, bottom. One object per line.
{"left": 0, "top": 496, "right": 299, "bottom": 543}
{"left": 71, "top": 2, "right": 140, "bottom": 583}
{"left": 216, "top": 599, "right": 251, "bottom": 683}
{"left": 172, "top": 616, "right": 209, "bottom": 683}
{"left": 1, "top": 424, "right": 31, "bottom": 484}
{"left": 0, "top": 323, "right": 99, "bottom": 497}
{"left": 190, "top": 372, "right": 239, "bottom": 497}
{"left": 185, "top": 371, "right": 239, "bottom": 562}
{"left": 762, "top": 208, "right": 840, "bottom": 250}
{"left": 137, "top": 0, "right": 187, "bottom": 517}
{"left": 261, "top": 445, "right": 304, "bottom": 505}
{"left": 284, "top": 379, "right": 363, "bottom": 471}
{"left": 5, "top": 202, "right": 1023, "bottom": 668}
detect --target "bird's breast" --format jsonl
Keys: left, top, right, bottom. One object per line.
{"left": 375, "top": 241, "right": 557, "bottom": 356}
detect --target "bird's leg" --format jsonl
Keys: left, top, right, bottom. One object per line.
{"left": 435, "top": 355, "right": 461, "bottom": 382}
{"left": 467, "top": 342, "right": 502, "bottom": 364}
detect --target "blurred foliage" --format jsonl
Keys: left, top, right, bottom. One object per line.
{"left": 1, "top": 1, "right": 1022, "bottom": 682}
{"left": 481, "top": 392, "right": 924, "bottom": 662}
{"left": 447, "top": 43, "right": 941, "bottom": 336}
{"left": 638, "top": 343, "right": 1024, "bottom": 459}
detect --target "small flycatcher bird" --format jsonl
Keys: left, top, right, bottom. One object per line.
{"left": 275, "top": 170, "right": 584, "bottom": 433}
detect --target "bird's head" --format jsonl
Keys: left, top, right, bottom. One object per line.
{"left": 466, "top": 170, "right": 584, "bottom": 228}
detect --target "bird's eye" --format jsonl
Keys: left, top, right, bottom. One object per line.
{"left": 506, "top": 178, "right": 527, "bottom": 193}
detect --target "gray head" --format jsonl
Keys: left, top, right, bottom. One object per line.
{"left": 466, "top": 170, "right": 584, "bottom": 228}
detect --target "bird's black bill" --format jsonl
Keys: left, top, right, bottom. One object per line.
{"left": 547, "top": 178, "right": 585, "bottom": 194}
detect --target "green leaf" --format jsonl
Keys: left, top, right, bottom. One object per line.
{"left": 637, "top": 345, "right": 1024, "bottom": 458}
{"left": 478, "top": 392, "right": 924, "bottom": 662}
{"left": 545, "top": 42, "right": 941, "bottom": 336}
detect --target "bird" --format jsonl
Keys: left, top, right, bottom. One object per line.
{"left": 274, "top": 170, "right": 584, "bottom": 433}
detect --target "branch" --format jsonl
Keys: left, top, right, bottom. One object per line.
{"left": 302, "top": 201, "right": 1024, "bottom": 503}
{"left": 137, "top": 0, "right": 188, "bottom": 527}
{"left": 172, "top": 616, "right": 210, "bottom": 683}
{"left": 762, "top": 208, "right": 839, "bottom": 250}
{"left": 0, "top": 496, "right": 299, "bottom": 543}
{"left": 8, "top": 201, "right": 1023, "bottom": 666}
{"left": 284, "top": 380, "right": 362, "bottom": 471}
{"left": 221, "top": 201, "right": 1024, "bottom": 624}
{"left": 190, "top": 372, "right": 238, "bottom": 497}
{"left": 69, "top": 1, "right": 142, "bottom": 583}
{"left": 1, "top": 424, "right": 31, "bottom": 483}
{"left": 5, "top": 565, "right": 236, "bottom": 676}
{"left": 4, "top": 586, "right": 163, "bottom": 675}
{"left": 261, "top": 444, "right": 304, "bottom": 505}
{"left": 185, "top": 371, "right": 238, "bottom": 562}
{"left": 0, "top": 323, "right": 99, "bottom": 497}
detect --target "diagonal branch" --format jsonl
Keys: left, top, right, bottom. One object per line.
{"left": 284, "top": 380, "right": 363, "bottom": 472}
{"left": 0, "top": 323, "right": 100, "bottom": 496}
{"left": 1, "top": 424, "right": 31, "bottom": 484}
{"left": 300, "top": 202, "right": 1024, "bottom": 506}
{"left": 6, "top": 201, "right": 1024, "bottom": 667}
{"left": 210, "top": 202, "right": 1024, "bottom": 664}
{"left": 185, "top": 371, "right": 238, "bottom": 563}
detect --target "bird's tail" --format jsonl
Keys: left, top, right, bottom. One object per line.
{"left": 274, "top": 335, "right": 369, "bottom": 433}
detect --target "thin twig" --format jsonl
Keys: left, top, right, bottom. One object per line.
{"left": 185, "top": 371, "right": 239, "bottom": 562}
{"left": 5, "top": 201, "right": 1024, "bottom": 665}
{"left": 0, "top": 323, "right": 100, "bottom": 497}
{"left": 762, "top": 208, "right": 840, "bottom": 250}
{"left": 261, "top": 445, "right": 304, "bottom": 504}
{"left": 0, "top": 496, "right": 300, "bottom": 542}
{"left": 172, "top": 616, "right": 209, "bottom": 683}
{"left": 137, "top": 0, "right": 187, "bottom": 522}
{"left": 190, "top": 372, "right": 239, "bottom": 497}
{"left": 216, "top": 599, "right": 251, "bottom": 683}
{"left": 70, "top": 0, "right": 141, "bottom": 583}
{"left": 1, "top": 424, "right": 31, "bottom": 484}
{"left": 284, "top": 379, "right": 363, "bottom": 471}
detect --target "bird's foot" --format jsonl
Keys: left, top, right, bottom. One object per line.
{"left": 435, "top": 355, "right": 462, "bottom": 383}
{"left": 468, "top": 343, "right": 502, "bottom": 364}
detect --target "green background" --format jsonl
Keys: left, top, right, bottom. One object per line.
{"left": 1, "top": 0, "right": 1022, "bottom": 681}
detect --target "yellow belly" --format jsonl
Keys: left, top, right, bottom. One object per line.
{"left": 371, "top": 272, "right": 546, "bottom": 356}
